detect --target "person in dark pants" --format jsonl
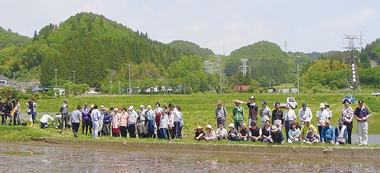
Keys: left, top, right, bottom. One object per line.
{"left": 71, "top": 105, "right": 82, "bottom": 138}
{"left": 81, "top": 103, "right": 91, "bottom": 135}
{"left": 3, "top": 97, "right": 12, "bottom": 125}
{"left": 60, "top": 99, "right": 69, "bottom": 133}
{"left": 30, "top": 99, "right": 37, "bottom": 125}
{"left": 128, "top": 106, "right": 137, "bottom": 138}
{"left": 341, "top": 99, "right": 354, "bottom": 144}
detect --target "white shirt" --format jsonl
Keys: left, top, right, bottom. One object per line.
{"left": 159, "top": 114, "right": 169, "bottom": 129}
{"left": 298, "top": 107, "right": 313, "bottom": 122}
{"left": 316, "top": 109, "right": 328, "bottom": 126}
{"left": 128, "top": 110, "right": 138, "bottom": 124}
{"left": 40, "top": 114, "right": 54, "bottom": 123}
{"left": 283, "top": 109, "right": 297, "bottom": 121}
{"left": 216, "top": 128, "right": 228, "bottom": 136}
{"left": 172, "top": 108, "right": 181, "bottom": 122}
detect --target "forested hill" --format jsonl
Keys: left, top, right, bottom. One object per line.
{"left": 226, "top": 41, "right": 297, "bottom": 86}
{"left": 28, "top": 12, "right": 182, "bottom": 87}
{"left": 0, "top": 27, "right": 30, "bottom": 48}
{"left": 167, "top": 40, "right": 214, "bottom": 58}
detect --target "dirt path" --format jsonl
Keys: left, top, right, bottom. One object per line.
{"left": 0, "top": 139, "right": 379, "bottom": 172}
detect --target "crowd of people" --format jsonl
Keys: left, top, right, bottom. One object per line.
{"left": 195, "top": 96, "right": 371, "bottom": 146}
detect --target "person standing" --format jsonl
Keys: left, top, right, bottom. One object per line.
{"left": 259, "top": 101, "right": 271, "bottom": 128}
{"left": 232, "top": 101, "right": 244, "bottom": 131}
{"left": 283, "top": 103, "right": 297, "bottom": 140}
{"left": 12, "top": 99, "right": 20, "bottom": 126}
{"left": 316, "top": 103, "right": 328, "bottom": 135}
{"left": 137, "top": 105, "right": 146, "bottom": 138}
{"left": 177, "top": 105, "right": 184, "bottom": 139}
{"left": 170, "top": 104, "right": 181, "bottom": 139}
{"left": 244, "top": 96, "right": 258, "bottom": 126}
{"left": 154, "top": 102, "right": 164, "bottom": 139}
{"left": 215, "top": 101, "right": 227, "bottom": 129}
{"left": 298, "top": 103, "right": 313, "bottom": 127}
{"left": 128, "top": 106, "right": 137, "bottom": 138}
{"left": 27, "top": 98, "right": 37, "bottom": 125}
{"left": 325, "top": 102, "right": 333, "bottom": 120}
{"left": 168, "top": 107, "right": 175, "bottom": 139}
{"left": 71, "top": 105, "right": 82, "bottom": 138}
{"left": 81, "top": 103, "right": 91, "bottom": 135}
{"left": 103, "top": 108, "right": 112, "bottom": 136}
{"left": 111, "top": 108, "right": 121, "bottom": 137}
{"left": 145, "top": 105, "right": 155, "bottom": 138}
{"left": 2, "top": 97, "right": 12, "bottom": 125}
{"left": 272, "top": 102, "right": 283, "bottom": 129}
{"left": 119, "top": 108, "right": 129, "bottom": 138}
{"left": 354, "top": 100, "right": 371, "bottom": 146}
{"left": 91, "top": 105, "right": 101, "bottom": 139}
{"left": 342, "top": 99, "right": 354, "bottom": 144}
{"left": 60, "top": 99, "right": 69, "bottom": 133}
{"left": 159, "top": 107, "right": 169, "bottom": 140}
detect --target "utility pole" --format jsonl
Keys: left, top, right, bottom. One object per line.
{"left": 118, "top": 81, "right": 121, "bottom": 95}
{"left": 296, "top": 55, "right": 300, "bottom": 94}
{"left": 343, "top": 34, "right": 361, "bottom": 92}
{"left": 239, "top": 58, "right": 250, "bottom": 76}
{"left": 217, "top": 56, "right": 222, "bottom": 94}
{"left": 54, "top": 69, "right": 57, "bottom": 87}
{"left": 72, "top": 71, "right": 75, "bottom": 84}
{"left": 128, "top": 64, "right": 131, "bottom": 96}
{"left": 110, "top": 80, "right": 113, "bottom": 95}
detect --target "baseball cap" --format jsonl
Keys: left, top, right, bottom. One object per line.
{"left": 358, "top": 100, "right": 364, "bottom": 104}
{"left": 216, "top": 100, "right": 222, "bottom": 105}
{"left": 302, "top": 103, "right": 307, "bottom": 108}
{"left": 249, "top": 96, "right": 255, "bottom": 100}
{"left": 84, "top": 103, "right": 88, "bottom": 106}
{"left": 325, "top": 119, "right": 330, "bottom": 124}
{"left": 262, "top": 100, "right": 267, "bottom": 105}
{"left": 139, "top": 105, "right": 145, "bottom": 108}
{"left": 338, "top": 119, "right": 344, "bottom": 123}
{"left": 308, "top": 127, "right": 313, "bottom": 132}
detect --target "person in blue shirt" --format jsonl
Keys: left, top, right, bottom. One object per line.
{"left": 321, "top": 119, "right": 335, "bottom": 144}
{"left": 335, "top": 119, "right": 348, "bottom": 145}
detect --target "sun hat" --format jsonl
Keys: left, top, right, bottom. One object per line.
{"left": 206, "top": 125, "right": 213, "bottom": 129}
{"left": 139, "top": 105, "right": 145, "bottom": 108}
{"left": 271, "top": 125, "right": 278, "bottom": 132}
{"left": 128, "top": 106, "right": 134, "bottom": 110}
{"left": 194, "top": 125, "right": 202, "bottom": 130}
{"left": 216, "top": 100, "right": 222, "bottom": 105}
{"left": 90, "top": 104, "right": 94, "bottom": 108}
{"left": 249, "top": 96, "right": 255, "bottom": 100}
{"left": 324, "top": 102, "right": 329, "bottom": 108}
{"left": 229, "top": 123, "right": 234, "bottom": 128}
{"left": 325, "top": 119, "right": 330, "bottom": 124}
{"left": 319, "top": 103, "right": 325, "bottom": 108}
{"left": 113, "top": 108, "right": 118, "bottom": 111}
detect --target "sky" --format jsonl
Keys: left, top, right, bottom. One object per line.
{"left": 1, "top": 0, "right": 379, "bottom": 55}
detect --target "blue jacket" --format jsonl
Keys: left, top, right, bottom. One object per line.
{"left": 321, "top": 125, "right": 335, "bottom": 142}
{"left": 103, "top": 113, "right": 112, "bottom": 124}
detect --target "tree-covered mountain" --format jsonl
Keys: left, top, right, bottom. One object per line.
{"left": 360, "top": 38, "right": 380, "bottom": 68}
{"left": 226, "top": 41, "right": 295, "bottom": 87}
{"left": 25, "top": 12, "right": 185, "bottom": 87}
{"left": 167, "top": 40, "right": 214, "bottom": 59}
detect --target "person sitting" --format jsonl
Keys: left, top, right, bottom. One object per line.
{"left": 227, "top": 123, "right": 238, "bottom": 141}
{"left": 40, "top": 113, "right": 54, "bottom": 129}
{"left": 238, "top": 123, "right": 249, "bottom": 141}
{"left": 335, "top": 119, "right": 348, "bottom": 145}
{"left": 249, "top": 122, "right": 262, "bottom": 142}
{"left": 194, "top": 126, "right": 204, "bottom": 141}
{"left": 300, "top": 120, "right": 317, "bottom": 140}
{"left": 261, "top": 120, "right": 272, "bottom": 143}
{"left": 303, "top": 127, "right": 320, "bottom": 144}
{"left": 288, "top": 122, "right": 301, "bottom": 143}
{"left": 321, "top": 120, "right": 335, "bottom": 145}
{"left": 271, "top": 125, "right": 284, "bottom": 144}
{"left": 216, "top": 123, "right": 228, "bottom": 140}
{"left": 204, "top": 125, "right": 217, "bottom": 141}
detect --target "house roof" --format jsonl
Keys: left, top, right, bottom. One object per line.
{"left": 0, "top": 74, "right": 8, "bottom": 81}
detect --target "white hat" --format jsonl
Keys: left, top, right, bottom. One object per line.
{"left": 113, "top": 108, "right": 118, "bottom": 111}
{"left": 271, "top": 125, "right": 278, "bottom": 132}
{"left": 320, "top": 103, "right": 325, "bottom": 108}
{"left": 206, "top": 124, "right": 212, "bottom": 129}
{"left": 228, "top": 123, "right": 234, "bottom": 128}
{"left": 128, "top": 106, "right": 134, "bottom": 110}
{"left": 139, "top": 105, "right": 145, "bottom": 108}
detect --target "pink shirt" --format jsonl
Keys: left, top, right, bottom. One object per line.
{"left": 112, "top": 113, "right": 121, "bottom": 129}
{"left": 119, "top": 112, "right": 129, "bottom": 127}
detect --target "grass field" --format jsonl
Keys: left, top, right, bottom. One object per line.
{"left": 16, "top": 92, "right": 380, "bottom": 137}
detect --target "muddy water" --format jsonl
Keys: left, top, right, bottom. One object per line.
{"left": 0, "top": 141, "right": 379, "bottom": 172}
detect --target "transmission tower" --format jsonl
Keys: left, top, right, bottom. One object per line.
{"left": 239, "top": 58, "right": 250, "bottom": 76}
{"left": 343, "top": 34, "right": 361, "bottom": 92}
{"left": 203, "top": 61, "right": 214, "bottom": 74}
{"left": 217, "top": 56, "right": 222, "bottom": 94}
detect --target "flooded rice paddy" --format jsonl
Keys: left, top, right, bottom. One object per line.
{"left": 0, "top": 140, "right": 379, "bottom": 172}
